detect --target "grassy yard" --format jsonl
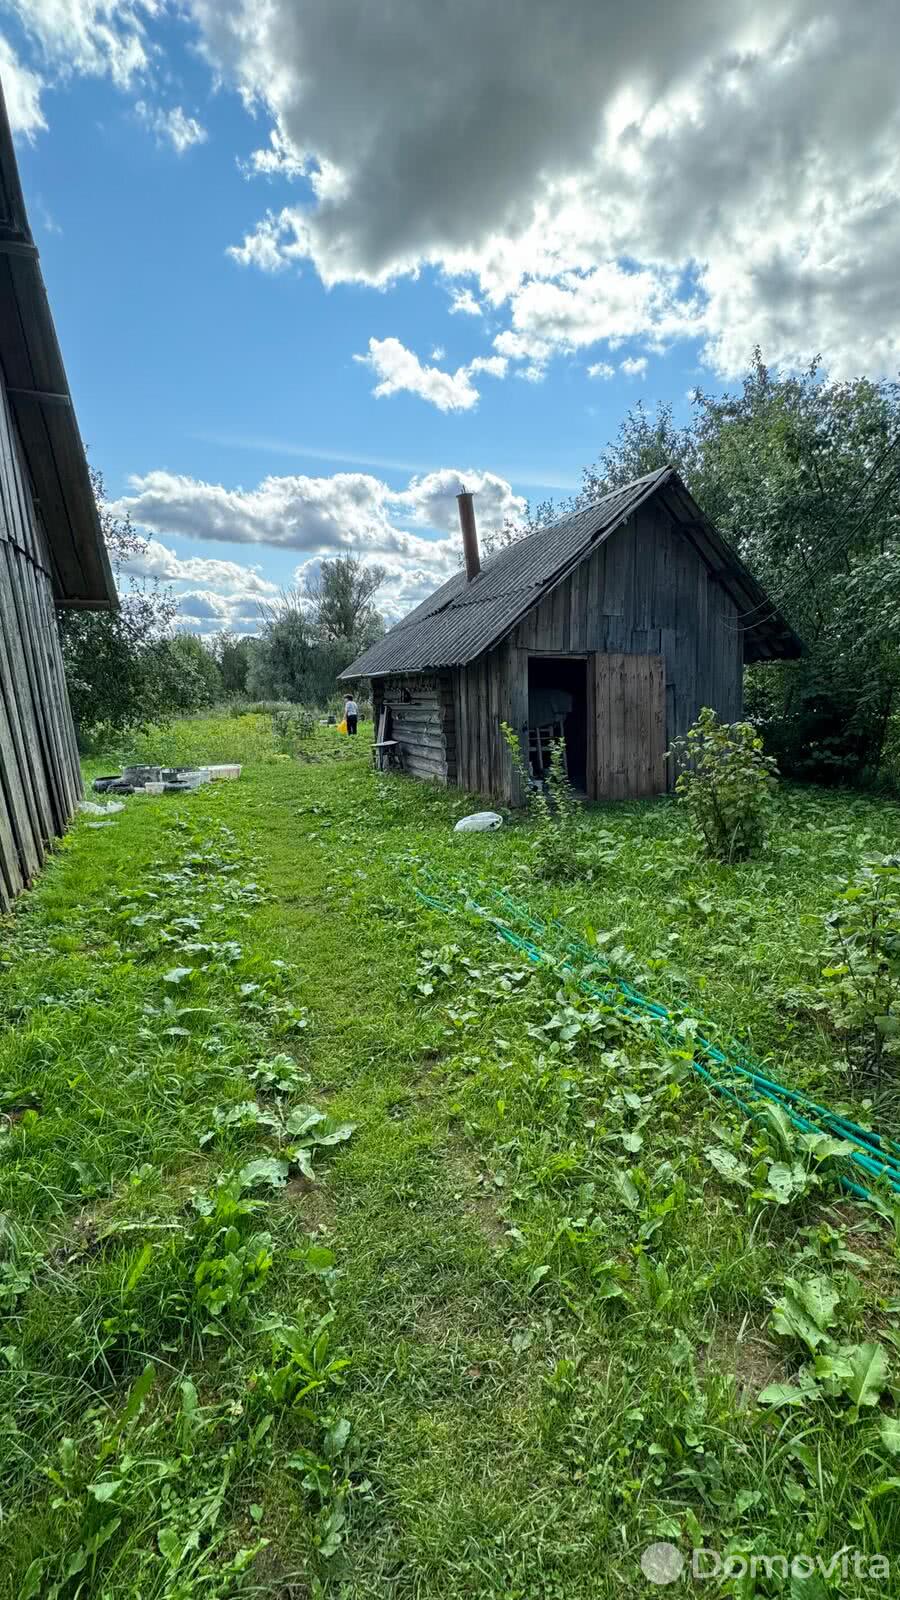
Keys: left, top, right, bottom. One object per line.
{"left": 3, "top": 714, "right": 900, "bottom": 1598}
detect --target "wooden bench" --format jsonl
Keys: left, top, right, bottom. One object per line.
{"left": 372, "top": 739, "right": 402, "bottom": 772}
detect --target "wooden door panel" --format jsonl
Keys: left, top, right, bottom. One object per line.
{"left": 591, "top": 651, "right": 666, "bottom": 799}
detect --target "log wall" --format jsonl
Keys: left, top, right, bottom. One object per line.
{"left": 373, "top": 672, "right": 456, "bottom": 784}
{"left": 0, "top": 365, "right": 81, "bottom": 910}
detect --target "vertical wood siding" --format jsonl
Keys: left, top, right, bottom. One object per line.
{"left": 591, "top": 651, "right": 666, "bottom": 799}
{"left": 510, "top": 499, "right": 742, "bottom": 793}
{"left": 0, "top": 368, "right": 81, "bottom": 911}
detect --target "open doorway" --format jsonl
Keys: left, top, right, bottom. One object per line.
{"left": 527, "top": 655, "right": 588, "bottom": 792}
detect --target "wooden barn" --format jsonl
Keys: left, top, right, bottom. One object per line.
{"left": 340, "top": 468, "right": 801, "bottom": 804}
{"left": 0, "top": 81, "right": 116, "bottom": 911}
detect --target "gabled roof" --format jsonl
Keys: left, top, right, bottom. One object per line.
{"left": 341, "top": 467, "right": 802, "bottom": 678}
{"left": 0, "top": 78, "right": 115, "bottom": 610}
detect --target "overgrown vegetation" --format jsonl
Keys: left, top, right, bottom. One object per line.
{"left": 3, "top": 717, "right": 900, "bottom": 1594}
{"left": 819, "top": 855, "right": 900, "bottom": 1095}
{"left": 669, "top": 706, "right": 780, "bottom": 863}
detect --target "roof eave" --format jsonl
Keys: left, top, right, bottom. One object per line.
{"left": 0, "top": 84, "right": 117, "bottom": 612}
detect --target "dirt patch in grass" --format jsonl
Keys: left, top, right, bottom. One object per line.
{"left": 447, "top": 1154, "right": 509, "bottom": 1248}
{"left": 281, "top": 1174, "right": 338, "bottom": 1234}
{"left": 700, "top": 1318, "right": 789, "bottom": 1403}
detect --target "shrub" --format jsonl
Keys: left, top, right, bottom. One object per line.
{"left": 819, "top": 856, "right": 900, "bottom": 1092}
{"left": 668, "top": 707, "right": 779, "bottom": 863}
{"left": 272, "top": 704, "right": 317, "bottom": 753}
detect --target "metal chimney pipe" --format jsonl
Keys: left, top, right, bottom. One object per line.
{"left": 456, "top": 490, "right": 481, "bottom": 581}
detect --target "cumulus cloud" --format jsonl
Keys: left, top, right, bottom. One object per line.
{"left": 119, "top": 537, "right": 280, "bottom": 635}
{"left": 448, "top": 287, "right": 482, "bottom": 317}
{"left": 113, "top": 464, "right": 528, "bottom": 625}
{"left": 135, "top": 100, "right": 207, "bottom": 153}
{"left": 114, "top": 464, "right": 529, "bottom": 629}
{"left": 10, "top": 0, "right": 159, "bottom": 88}
{"left": 354, "top": 337, "right": 479, "bottom": 413}
{"left": 353, "top": 338, "right": 510, "bottom": 412}
{"left": 122, "top": 537, "right": 279, "bottom": 596}
{"left": 241, "top": 127, "right": 306, "bottom": 179}
{"left": 191, "top": 0, "right": 900, "bottom": 379}
{"left": 0, "top": 34, "right": 46, "bottom": 137}
{"left": 620, "top": 356, "right": 648, "bottom": 377}
{"left": 587, "top": 361, "right": 615, "bottom": 380}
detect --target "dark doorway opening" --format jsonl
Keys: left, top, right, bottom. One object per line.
{"left": 527, "top": 655, "right": 588, "bottom": 791}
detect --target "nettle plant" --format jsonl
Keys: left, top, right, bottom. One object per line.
{"left": 501, "top": 721, "right": 584, "bottom": 881}
{"left": 820, "top": 855, "right": 900, "bottom": 1091}
{"left": 668, "top": 706, "right": 779, "bottom": 863}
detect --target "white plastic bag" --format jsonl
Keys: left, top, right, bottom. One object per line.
{"left": 453, "top": 811, "right": 503, "bottom": 833}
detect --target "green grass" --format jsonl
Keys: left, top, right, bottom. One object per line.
{"left": 3, "top": 715, "right": 900, "bottom": 1597}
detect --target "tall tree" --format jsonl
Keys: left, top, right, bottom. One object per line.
{"left": 302, "top": 554, "right": 386, "bottom": 646}
{"left": 210, "top": 630, "right": 253, "bottom": 696}
{"left": 579, "top": 399, "right": 697, "bottom": 500}
{"left": 585, "top": 356, "right": 900, "bottom": 780}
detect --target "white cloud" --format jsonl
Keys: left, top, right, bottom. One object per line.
{"left": 122, "top": 537, "right": 280, "bottom": 596}
{"left": 135, "top": 100, "right": 208, "bottom": 154}
{"left": 352, "top": 339, "right": 510, "bottom": 413}
{"left": 193, "top": 0, "right": 900, "bottom": 380}
{"left": 10, "top": 0, "right": 159, "bottom": 88}
{"left": 587, "top": 361, "right": 615, "bottom": 380}
{"left": 354, "top": 337, "right": 479, "bottom": 413}
{"left": 620, "top": 355, "right": 648, "bottom": 377}
{"left": 241, "top": 127, "right": 306, "bottom": 179}
{"left": 113, "top": 463, "right": 528, "bottom": 626}
{"left": 116, "top": 464, "right": 525, "bottom": 553}
{"left": 468, "top": 354, "right": 507, "bottom": 379}
{"left": 448, "top": 287, "right": 482, "bottom": 317}
{"left": 119, "top": 536, "right": 281, "bottom": 635}
{"left": 226, "top": 206, "right": 309, "bottom": 273}
{"left": 0, "top": 34, "right": 46, "bottom": 138}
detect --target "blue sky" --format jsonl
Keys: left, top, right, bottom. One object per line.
{"left": 1, "top": 1, "right": 897, "bottom": 632}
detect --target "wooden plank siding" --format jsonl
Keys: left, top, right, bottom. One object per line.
{"left": 591, "top": 652, "right": 665, "bottom": 799}
{"left": 0, "top": 365, "right": 81, "bottom": 911}
{"left": 505, "top": 502, "right": 741, "bottom": 798}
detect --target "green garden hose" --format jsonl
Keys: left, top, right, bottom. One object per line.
{"left": 414, "top": 871, "right": 900, "bottom": 1208}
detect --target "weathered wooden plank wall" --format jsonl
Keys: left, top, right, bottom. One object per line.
{"left": 373, "top": 672, "right": 455, "bottom": 783}
{"left": 452, "top": 638, "right": 524, "bottom": 802}
{"left": 0, "top": 367, "right": 81, "bottom": 911}
{"left": 591, "top": 651, "right": 666, "bottom": 800}
{"left": 510, "top": 498, "right": 742, "bottom": 797}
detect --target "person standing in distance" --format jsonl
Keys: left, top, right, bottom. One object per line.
{"left": 344, "top": 694, "right": 359, "bottom": 735}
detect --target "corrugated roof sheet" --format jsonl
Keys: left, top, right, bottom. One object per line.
{"left": 341, "top": 471, "right": 668, "bottom": 678}
{"left": 340, "top": 466, "right": 802, "bottom": 678}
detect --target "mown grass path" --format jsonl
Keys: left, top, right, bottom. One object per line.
{"left": 2, "top": 722, "right": 900, "bottom": 1597}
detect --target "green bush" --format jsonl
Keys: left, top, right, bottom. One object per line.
{"left": 272, "top": 705, "right": 317, "bottom": 753}
{"left": 668, "top": 706, "right": 779, "bottom": 863}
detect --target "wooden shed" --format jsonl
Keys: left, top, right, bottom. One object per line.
{"left": 0, "top": 80, "right": 116, "bottom": 910}
{"left": 340, "top": 468, "right": 801, "bottom": 804}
